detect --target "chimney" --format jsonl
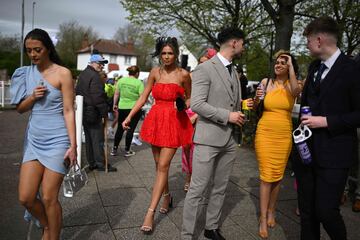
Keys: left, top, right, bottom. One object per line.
{"left": 126, "top": 40, "right": 134, "bottom": 51}
{"left": 81, "top": 34, "right": 89, "bottom": 49}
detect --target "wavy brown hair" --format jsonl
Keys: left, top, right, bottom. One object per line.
{"left": 152, "top": 37, "right": 179, "bottom": 65}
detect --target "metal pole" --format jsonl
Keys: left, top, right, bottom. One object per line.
{"left": 75, "top": 95, "right": 84, "bottom": 168}
{"left": 269, "top": 31, "right": 274, "bottom": 77}
{"left": 32, "top": 2, "right": 36, "bottom": 29}
{"left": 20, "top": 0, "right": 25, "bottom": 67}
{"left": 1, "top": 81, "right": 4, "bottom": 108}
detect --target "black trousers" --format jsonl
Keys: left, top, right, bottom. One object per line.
{"left": 292, "top": 157, "right": 349, "bottom": 240}
{"left": 113, "top": 109, "right": 142, "bottom": 151}
{"left": 83, "top": 121, "right": 105, "bottom": 167}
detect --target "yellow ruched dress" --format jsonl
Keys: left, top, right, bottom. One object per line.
{"left": 255, "top": 81, "right": 295, "bottom": 183}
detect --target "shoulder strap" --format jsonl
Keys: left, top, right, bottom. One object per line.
{"left": 264, "top": 78, "right": 271, "bottom": 94}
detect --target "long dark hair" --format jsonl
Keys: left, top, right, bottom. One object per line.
{"left": 24, "top": 28, "right": 62, "bottom": 65}
{"left": 152, "top": 37, "right": 179, "bottom": 65}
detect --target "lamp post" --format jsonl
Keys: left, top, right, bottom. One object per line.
{"left": 32, "top": 2, "right": 36, "bottom": 29}
{"left": 20, "top": 0, "right": 25, "bottom": 67}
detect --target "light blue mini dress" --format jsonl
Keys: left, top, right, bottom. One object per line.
{"left": 10, "top": 65, "right": 70, "bottom": 175}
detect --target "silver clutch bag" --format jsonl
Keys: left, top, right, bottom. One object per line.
{"left": 63, "top": 163, "right": 88, "bottom": 198}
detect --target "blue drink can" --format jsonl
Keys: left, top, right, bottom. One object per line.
{"left": 301, "top": 106, "right": 312, "bottom": 116}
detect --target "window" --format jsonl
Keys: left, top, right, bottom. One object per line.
{"left": 125, "top": 56, "right": 131, "bottom": 65}
{"left": 110, "top": 55, "right": 116, "bottom": 63}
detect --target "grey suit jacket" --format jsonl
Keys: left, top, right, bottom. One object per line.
{"left": 191, "top": 55, "right": 242, "bottom": 147}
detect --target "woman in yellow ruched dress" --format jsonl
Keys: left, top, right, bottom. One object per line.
{"left": 254, "top": 50, "right": 302, "bottom": 239}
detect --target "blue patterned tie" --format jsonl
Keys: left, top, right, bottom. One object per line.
{"left": 314, "top": 63, "right": 327, "bottom": 89}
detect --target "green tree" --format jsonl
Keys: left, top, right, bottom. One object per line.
{"left": 56, "top": 20, "right": 98, "bottom": 69}
{"left": 243, "top": 42, "right": 270, "bottom": 81}
{"left": 0, "top": 34, "right": 30, "bottom": 76}
{"left": 120, "top": 0, "right": 272, "bottom": 48}
{"left": 296, "top": 0, "right": 360, "bottom": 55}
{"left": 113, "top": 24, "right": 156, "bottom": 71}
{"left": 120, "top": 0, "right": 275, "bottom": 78}
{"left": 260, "top": 0, "right": 304, "bottom": 52}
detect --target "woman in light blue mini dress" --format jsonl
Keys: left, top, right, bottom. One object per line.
{"left": 10, "top": 29, "right": 77, "bottom": 240}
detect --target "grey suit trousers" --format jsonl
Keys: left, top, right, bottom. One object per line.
{"left": 181, "top": 136, "right": 236, "bottom": 239}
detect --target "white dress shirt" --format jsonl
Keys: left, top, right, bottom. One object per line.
{"left": 315, "top": 48, "right": 341, "bottom": 82}
{"left": 217, "top": 53, "right": 232, "bottom": 67}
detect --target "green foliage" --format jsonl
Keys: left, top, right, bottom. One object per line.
{"left": 0, "top": 51, "right": 20, "bottom": 77}
{"left": 120, "top": 0, "right": 274, "bottom": 75}
{"left": 120, "top": 0, "right": 272, "bottom": 48}
{"left": 136, "top": 33, "right": 156, "bottom": 71}
{"left": 0, "top": 33, "right": 29, "bottom": 77}
{"left": 295, "top": 54, "right": 313, "bottom": 80}
{"left": 242, "top": 42, "right": 270, "bottom": 81}
{"left": 113, "top": 24, "right": 156, "bottom": 71}
{"left": 56, "top": 20, "right": 98, "bottom": 69}
{"left": 295, "top": 0, "right": 360, "bottom": 55}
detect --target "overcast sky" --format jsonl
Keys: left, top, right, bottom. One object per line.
{"left": 0, "top": 0, "right": 129, "bottom": 40}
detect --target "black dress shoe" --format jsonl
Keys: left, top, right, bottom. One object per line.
{"left": 88, "top": 165, "right": 98, "bottom": 171}
{"left": 97, "top": 164, "right": 117, "bottom": 172}
{"left": 204, "top": 229, "right": 225, "bottom": 240}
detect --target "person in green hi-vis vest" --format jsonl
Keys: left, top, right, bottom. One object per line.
{"left": 110, "top": 66, "right": 144, "bottom": 157}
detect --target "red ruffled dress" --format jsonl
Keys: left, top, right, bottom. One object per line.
{"left": 140, "top": 83, "right": 193, "bottom": 148}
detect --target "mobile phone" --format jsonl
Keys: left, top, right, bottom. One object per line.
{"left": 39, "top": 79, "right": 44, "bottom": 86}
{"left": 63, "top": 157, "right": 70, "bottom": 169}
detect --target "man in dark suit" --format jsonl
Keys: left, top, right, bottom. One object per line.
{"left": 293, "top": 17, "right": 360, "bottom": 240}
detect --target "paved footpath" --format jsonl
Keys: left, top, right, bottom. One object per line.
{"left": 1, "top": 109, "right": 360, "bottom": 240}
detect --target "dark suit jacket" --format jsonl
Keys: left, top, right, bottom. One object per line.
{"left": 76, "top": 65, "right": 108, "bottom": 118}
{"left": 301, "top": 53, "right": 360, "bottom": 168}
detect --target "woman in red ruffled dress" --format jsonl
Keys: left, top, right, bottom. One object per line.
{"left": 122, "top": 37, "right": 193, "bottom": 233}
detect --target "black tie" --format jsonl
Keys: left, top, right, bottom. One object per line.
{"left": 314, "top": 63, "right": 327, "bottom": 89}
{"left": 226, "top": 64, "right": 232, "bottom": 77}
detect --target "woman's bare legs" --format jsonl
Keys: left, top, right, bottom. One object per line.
{"left": 259, "top": 180, "right": 271, "bottom": 238}
{"left": 18, "top": 161, "right": 49, "bottom": 238}
{"left": 152, "top": 146, "right": 171, "bottom": 211}
{"left": 41, "top": 168, "right": 64, "bottom": 240}
{"left": 141, "top": 146, "right": 177, "bottom": 231}
{"left": 267, "top": 181, "right": 281, "bottom": 227}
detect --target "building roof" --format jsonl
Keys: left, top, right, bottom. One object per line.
{"left": 77, "top": 39, "right": 137, "bottom": 56}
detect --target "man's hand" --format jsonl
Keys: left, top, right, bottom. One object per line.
{"left": 229, "top": 111, "right": 245, "bottom": 126}
{"left": 301, "top": 116, "right": 328, "bottom": 128}
{"left": 245, "top": 98, "right": 254, "bottom": 108}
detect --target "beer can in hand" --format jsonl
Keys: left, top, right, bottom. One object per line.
{"left": 301, "top": 106, "right": 312, "bottom": 117}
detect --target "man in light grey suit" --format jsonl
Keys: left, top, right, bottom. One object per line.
{"left": 182, "top": 27, "right": 247, "bottom": 240}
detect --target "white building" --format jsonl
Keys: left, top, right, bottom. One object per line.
{"left": 76, "top": 39, "right": 138, "bottom": 73}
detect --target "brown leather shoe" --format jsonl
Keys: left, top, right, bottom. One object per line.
{"left": 352, "top": 199, "right": 360, "bottom": 212}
